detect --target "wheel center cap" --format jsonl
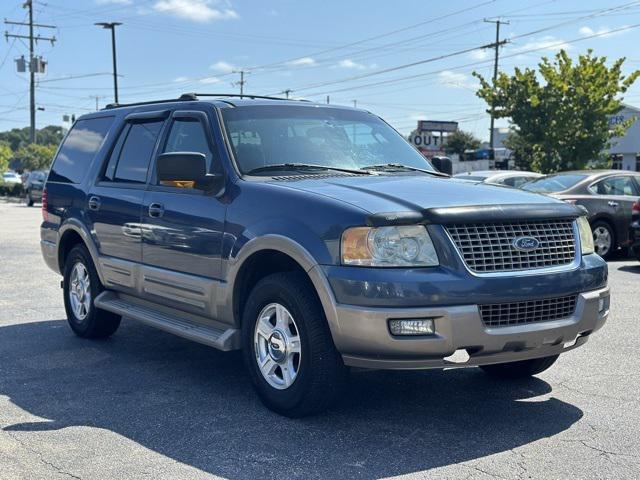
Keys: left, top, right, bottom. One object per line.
{"left": 268, "top": 330, "right": 287, "bottom": 363}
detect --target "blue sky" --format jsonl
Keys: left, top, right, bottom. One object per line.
{"left": 1, "top": 0, "right": 640, "bottom": 141}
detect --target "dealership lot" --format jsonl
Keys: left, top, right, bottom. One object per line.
{"left": 1, "top": 200, "right": 639, "bottom": 480}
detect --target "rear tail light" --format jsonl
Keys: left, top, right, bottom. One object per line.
{"left": 633, "top": 200, "right": 640, "bottom": 214}
{"left": 41, "top": 187, "right": 48, "bottom": 221}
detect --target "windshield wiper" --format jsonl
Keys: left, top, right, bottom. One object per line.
{"left": 246, "top": 163, "right": 372, "bottom": 176}
{"left": 361, "top": 163, "right": 449, "bottom": 177}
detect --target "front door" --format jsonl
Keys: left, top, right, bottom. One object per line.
{"left": 588, "top": 174, "right": 640, "bottom": 246}
{"left": 141, "top": 109, "right": 226, "bottom": 319}
{"left": 88, "top": 112, "right": 167, "bottom": 293}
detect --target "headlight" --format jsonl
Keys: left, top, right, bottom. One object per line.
{"left": 577, "top": 216, "right": 594, "bottom": 255}
{"left": 341, "top": 225, "right": 439, "bottom": 267}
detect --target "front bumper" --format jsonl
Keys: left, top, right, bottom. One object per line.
{"left": 334, "top": 286, "right": 609, "bottom": 369}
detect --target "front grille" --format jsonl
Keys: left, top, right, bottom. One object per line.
{"left": 446, "top": 220, "right": 576, "bottom": 273}
{"left": 479, "top": 294, "right": 578, "bottom": 328}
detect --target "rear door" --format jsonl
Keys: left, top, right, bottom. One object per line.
{"left": 140, "top": 109, "right": 226, "bottom": 319}
{"left": 588, "top": 174, "right": 640, "bottom": 245}
{"left": 88, "top": 110, "right": 168, "bottom": 293}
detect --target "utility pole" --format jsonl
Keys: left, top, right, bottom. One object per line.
{"left": 233, "top": 70, "right": 248, "bottom": 97}
{"left": 326, "top": 95, "right": 330, "bottom": 104}
{"left": 483, "top": 18, "right": 509, "bottom": 150}
{"left": 282, "top": 89, "right": 292, "bottom": 99}
{"left": 90, "top": 95, "right": 105, "bottom": 111}
{"left": 5, "top": 2, "right": 56, "bottom": 144}
{"left": 95, "top": 22, "right": 122, "bottom": 104}
{"left": 352, "top": 100, "right": 357, "bottom": 108}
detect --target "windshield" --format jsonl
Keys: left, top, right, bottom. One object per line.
{"left": 30, "top": 171, "right": 46, "bottom": 181}
{"left": 221, "top": 105, "right": 436, "bottom": 174}
{"left": 522, "top": 174, "right": 587, "bottom": 193}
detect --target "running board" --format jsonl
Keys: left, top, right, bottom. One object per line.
{"left": 95, "top": 291, "right": 240, "bottom": 351}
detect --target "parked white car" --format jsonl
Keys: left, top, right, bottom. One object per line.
{"left": 2, "top": 172, "right": 23, "bottom": 184}
{"left": 454, "top": 170, "right": 542, "bottom": 188}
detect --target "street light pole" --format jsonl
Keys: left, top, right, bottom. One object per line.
{"left": 95, "top": 22, "right": 122, "bottom": 104}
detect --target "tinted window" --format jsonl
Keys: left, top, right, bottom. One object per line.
{"left": 222, "top": 106, "right": 435, "bottom": 174}
{"left": 49, "top": 116, "right": 114, "bottom": 183}
{"left": 503, "top": 176, "right": 536, "bottom": 188}
{"left": 522, "top": 174, "right": 587, "bottom": 193}
{"left": 163, "top": 118, "right": 214, "bottom": 170}
{"left": 112, "top": 120, "right": 164, "bottom": 183}
{"left": 589, "top": 176, "right": 638, "bottom": 196}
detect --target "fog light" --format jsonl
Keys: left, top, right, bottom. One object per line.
{"left": 389, "top": 318, "right": 435, "bottom": 336}
{"left": 598, "top": 296, "right": 609, "bottom": 313}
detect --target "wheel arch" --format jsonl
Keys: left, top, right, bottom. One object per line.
{"left": 224, "top": 235, "right": 340, "bottom": 339}
{"left": 57, "top": 220, "right": 104, "bottom": 284}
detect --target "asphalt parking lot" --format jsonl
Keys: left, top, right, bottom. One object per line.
{"left": 1, "top": 200, "right": 639, "bottom": 480}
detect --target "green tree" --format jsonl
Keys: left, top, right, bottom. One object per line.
{"left": 444, "top": 129, "right": 481, "bottom": 156}
{"left": 0, "top": 141, "right": 11, "bottom": 174}
{"left": 15, "top": 143, "right": 57, "bottom": 171}
{"left": 474, "top": 50, "right": 640, "bottom": 173}
{"left": 0, "top": 125, "right": 64, "bottom": 152}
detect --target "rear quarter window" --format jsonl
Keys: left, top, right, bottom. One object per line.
{"left": 48, "top": 116, "right": 114, "bottom": 183}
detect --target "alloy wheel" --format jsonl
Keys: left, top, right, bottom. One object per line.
{"left": 254, "top": 302, "right": 301, "bottom": 390}
{"left": 69, "top": 262, "right": 91, "bottom": 321}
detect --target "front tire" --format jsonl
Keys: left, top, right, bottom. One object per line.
{"left": 480, "top": 355, "right": 559, "bottom": 379}
{"left": 63, "top": 244, "right": 121, "bottom": 339}
{"left": 241, "top": 272, "right": 347, "bottom": 417}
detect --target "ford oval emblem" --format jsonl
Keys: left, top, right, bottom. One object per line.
{"left": 513, "top": 236, "right": 540, "bottom": 252}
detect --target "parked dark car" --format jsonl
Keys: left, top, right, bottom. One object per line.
{"left": 40, "top": 94, "right": 609, "bottom": 417}
{"left": 523, "top": 170, "right": 640, "bottom": 259}
{"left": 24, "top": 170, "right": 48, "bottom": 206}
{"left": 630, "top": 199, "right": 640, "bottom": 261}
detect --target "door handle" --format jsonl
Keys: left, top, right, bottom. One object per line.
{"left": 88, "top": 196, "right": 101, "bottom": 211}
{"left": 148, "top": 203, "right": 164, "bottom": 218}
{"left": 608, "top": 201, "right": 619, "bottom": 207}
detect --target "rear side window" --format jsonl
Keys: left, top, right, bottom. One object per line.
{"left": 104, "top": 120, "right": 164, "bottom": 183}
{"left": 49, "top": 116, "right": 114, "bottom": 183}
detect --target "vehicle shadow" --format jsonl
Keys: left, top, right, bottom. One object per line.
{"left": 618, "top": 264, "right": 640, "bottom": 273}
{"left": 0, "top": 319, "right": 582, "bottom": 479}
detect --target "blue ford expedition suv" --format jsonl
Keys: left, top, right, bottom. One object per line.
{"left": 41, "top": 94, "right": 610, "bottom": 417}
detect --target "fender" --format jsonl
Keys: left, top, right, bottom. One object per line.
{"left": 57, "top": 219, "right": 106, "bottom": 284}
{"left": 218, "top": 234, "right": 341, "bottom": 341}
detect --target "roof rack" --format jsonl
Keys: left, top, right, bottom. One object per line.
{"left": 102, "top": 92, "right": 309, "bottom": 110}
{"left": 103, "top": 93, "right": 197, "bottom": 110}
{"left": 185, "top": 93, "right": 310, "bottom": 102}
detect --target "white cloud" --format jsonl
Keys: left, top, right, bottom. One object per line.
{"left": 153, "top": 0, "right": 238, "bottom": 22}
{"left": 579, "top": 25, "right": 629, "bottom": 38}
{"left": 512, "top": 35, "right": 571, "bottom": 54}
{"left": 199, "top": 76, "right": 220, "bottom": 84}
{"left": 287, "top": 57, "right": 315, "bottom": 67}
{"left": 173, "top": 76, "right": 190, "bottom": 82}
{"left": 96, "top": 0, "right": 131, "bottom": 4}
{"left": 437, "top": 70, "right": 477, "bottom": 90}
{"left": 336, "top": 59, "right": 366, "bottom": 70}
{"left": 469, "top": 49, "right": 490, "bottom": 61}
{"left": 210, "top": 60, "right": 236, "bottom": 73}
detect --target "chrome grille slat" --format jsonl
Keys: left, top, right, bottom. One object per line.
{"left": 446, "top": 220, "right": 576, "bottom": 273}
{"left": 479, "top": 294, "right": 578, "bottom": 327}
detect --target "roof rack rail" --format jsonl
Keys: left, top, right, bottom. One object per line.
{"left": 102, "top": 92, "right": 310, "bottom": 110}
{"left": 184, "top": 93, "right": 309, "bottom": 102}
{"left": 103, "top": 93, "right": 197, "bottom": 110}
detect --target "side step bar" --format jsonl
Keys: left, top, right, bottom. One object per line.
{"left": 95, "top": 291, "right": 240, "bottom": 351}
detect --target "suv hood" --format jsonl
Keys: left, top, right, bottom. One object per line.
{"left": 271, "top": 174, "right": 578, "bottom": 222}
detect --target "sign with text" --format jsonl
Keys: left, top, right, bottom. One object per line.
{"left": 418, "top": 120, "right": 458, "bottom": 133}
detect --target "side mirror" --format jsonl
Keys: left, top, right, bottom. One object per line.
{"left": 156, "top": 152, "right": 224, "bottom": 192}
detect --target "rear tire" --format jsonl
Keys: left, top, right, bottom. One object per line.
{"left": 480, "top": 355, "right": 559, "bottom": 379}
{"left": 591, "top": 221, "right": 614, "bottom": 259}
{"left": 63, "top": 244, "right": 121, "bottom": 339}
{"left": 241, "top": 272, "right": 347, "bottom": 417}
